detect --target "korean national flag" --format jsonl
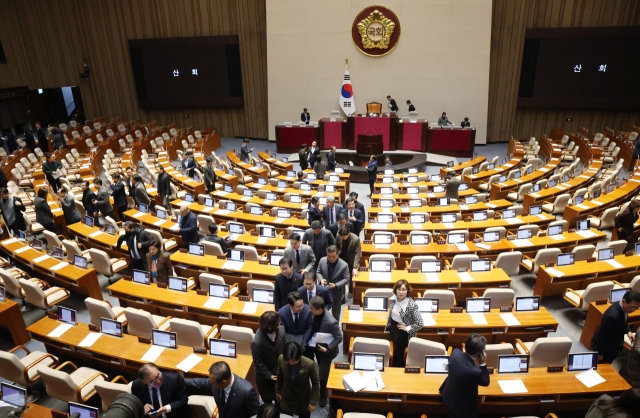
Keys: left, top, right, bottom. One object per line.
{"left": 339, "top": 65, "right": 356, "bottom": 116}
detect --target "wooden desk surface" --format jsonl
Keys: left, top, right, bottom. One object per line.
{"left": 463, "top": 157, "right": 523, "bottom": 184}
{"left": 0, "top": 299, "right": 30, "bottom": 345}
{"left": 226, "top": 151, "right": 269, "bottom": 178}
{"left": 370, "top": 188, "right": 480, "bottom": 202}
{"left": 170, "top": 251, "right": 281, "bottom": 276}
{"left": 440, "top": 155, "right": 486, "bottom": 176}
{"left": 258, "top": 152, "right": 293, "bottom": 171}
{"left": 208, "top": 190, "right": 340, "bottom": 211}
{"left": 487, "top": 157, "right": 562, "bottom": 199}
{"left": 27, "top": 317, "right": 253, "bottom": 378}
{"left": 368, "top": 199, "right": 513, "bottom": 216}
{"left": 244, "top": 182, "right": 342, "bottom": 200}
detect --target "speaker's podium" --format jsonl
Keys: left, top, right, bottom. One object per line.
{"left": 356, "top": 134, "right": 383, "bottom": 155}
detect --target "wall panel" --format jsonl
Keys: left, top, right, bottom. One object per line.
{"left": 0, "top": 0, "right": 268, "bottom": 139}
{"left": 488, "top": 0, "right": 640, "bottom": 143}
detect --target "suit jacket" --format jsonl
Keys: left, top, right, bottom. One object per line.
{"left": 274, "top": 271, "right": 303, "bottom": 311}
{"left": 82, "top": 189, "right": 97, "bottom": 215}
{"left": 157, "top": 172, "right": 171, "bottom": 197}
{"left": 186, "top": 374, "right": 259, "bottom": 418}
{"left": 298, "top": 148, "right": 309, "bottom": 170}
{"left": 301, "top": 112, "right": 310, "bottom": 123}
{"left": 312, "top": 310, "right": 342, "bottom": 359}
{"left": 315, "top": 257, "right": 349, "bottom": 289}
{"left": 327, "top": 151, "right": 336, "bottom": 171}
{"left": 440, "top": 348, "right": 490, "bottom": 418}
{"left": 275, "top": 355, "right": 320, "bottom": 414}
{"left": 278, "top": 304, "right": 313, "bottom": 349}
{"left": 203, "top": 164, "right": 216, "bottom": 187}
{"left": 34, "top": 196, "right": 54, "bottom": 225}
{"left": 52, "top": 133, "right": 64, "bottom": 150}
{"left": 95, "top": 186, "right": 113, "bottom": 214}
{"left": 0, "top": 196, "right": 26, "bottom": 230}
{"left": 240, "top": 144, "right": 251, "bottom": 161}
{"left": 117, "top": 226, "right": 152, "bottom": 261}
{"left": 204, "top": 234, "right": 228, "bottom": 253}
{"left": 366, "top": 160, "right": 378, "bottom": 182}
{"left": 614, "top": 208, "right": 639, "bottom": 241}
{"left": 592, "top": 302, "right": 630, "bottom": 363}
{"left": 388, "top": 99, "right": 398, "bottom": 112}
{"left": 181, "top": 157, "right": 197, "bottom": 178}
{"left": 146, "top": 251, "right": 173, "bottom": 284}
{"left": 634, "top": 137, "right": 640, "bottom": 158}
{"left": 307, "top": 205, "right": 321, "bottom": 226}
{"left": 444, "top": 178, "right": 461, "bottom": 200}
{"left": 342, "top": 208, "right": 364, "bottom": 235}
{"left": 355, "top": 201, "right": 366, "bottom": 221}
{"left": 314, "top": 160, "right": 326, "bottom": 178}
{"left": 284, "top": 244, "right": 316, "bottom": 273}
{"left": 460, "top": 120, "right": 471, "bottom": 128}
{"left": 131, "top": 371, "right": 189, "bottom": 418}
{"left": 408, "top": 104, "right": 416, "bottom": 112}
{"left": 301, "top": 228, "right": 334, "bottom": 262}
{"left": 180, "top": 211, "right": 199, "bottom": 245}
{"left": 60, "top": 194, "right": 81, "bottom": 224}
{"left": 334, "top": 233, "right": 361, "bottom": 270}
{"left": 134, "top": 182, "right": 151, "bottom": 206}
{"left": 298, "top": 284, "right": 333, "bottom": 312}
{"left": 329, "top": 220, "right": 353, "bottom": 237}
{"left": 308, "top": 146, "right": 320, "bottom": 164}
{"left": 322, "top": 203, "right": 343, "bottom": 228}
{"left": 125, "top": 176, "right": 135, "bottom": 199}
{"left": 110, "top": 181, "right": 128, "bottom": 207}
{"left": 251, "top": 327, "right": 286, "bottom": 381}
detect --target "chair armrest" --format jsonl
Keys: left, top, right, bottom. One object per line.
{"left": 8, "top": 345, "right": 31, "bottom": 355}
{"left": 77, "top": 372, "right": 108, "bottom": 402}
{"left": 404, "top": 260, "right": 410, "bottom": 269}
{"left": 155, "top": 316, "right": 172, "bottom": 329}
{"left": 110, "top": 375, "right": 128, "bottom": 384}
{"left": 545, "top": 414, "right": 558, "bottom": 418}
{"left": 212, "top": 407, "right": 218, "bottom": 418}
{"left": 522, "top": 254, "right": 533, "bottom": 262}
{"left": 56, "top": 360, "right": 78, "bottom": 371}
{"left": 446, "top": 346, "right": 453, "bottom": 355}
{"left": 24, "top": 353, "right": 59, "bottom": 383}
{"left": 514, "top": 338, "right": 529, "bottom": 355}
{"left": 103, "top": 300, "right": 114, "bottom": 308}
{"left": 110, "top": 258, "right": 127, "bottom": 269}
{"left": 444, "top": 260, "right": 451, "bottom": 270}
{"left": 563, "top": 288, "right": 583, "bottom": 308}
{"left": 471, "top": 291, "right": 479, "bottom": 298}
{"left": 612, "top": 280, "right": 626, "bottom": 288}
{"left": 365, "top": 259, "right": 370, "bottom": 267}
{"left": 336, "top": 411, "right": 343, "bottom": 418}
{"left": 78, "top": 242, "right": 88, "bottom": 251}
{"left": 348, "top": 337, "right": 355, "bottom": 362}
{"left": 57, "top": 234, "right": 66, "bottom": 241}
{"left": 229, "top": 283, "right": 240, "bottom": 294}
{"left": 204, "top": 325, "right": 219, "bottom": 344}
{"left": 388, "top": 341, "right": 394, "bottom": 367}
{"left": 113, "top": 310, "right": 127, "bottom": 322}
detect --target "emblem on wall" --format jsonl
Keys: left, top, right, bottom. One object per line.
{"left": 352, "top": 6, "right": 401, "bottom": 57}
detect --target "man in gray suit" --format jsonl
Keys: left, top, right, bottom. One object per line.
{"left": 203, "top": 157, "right": 217, "bottom": 194}
{"left": 93, "top": 178, "right": 114, "bottom": 224}
{"left": 321, "top": 195, "right": 342, "bottom": 228}
{"left": 284, "top": 233, "right": 316, "bottom": 275}
{"left": 305, "top": 296, "right": 343, "bottom": 407}
{"left": 316, "top": 245, "right": 350, "bottom": 320}
{"left": 444, "top": 173, "right": 461, "bottom": 200}
{"left": 302, "top": 221, "right": 334, "bottom": 271}
{"left": 240, "top": 139, "right": 253, "bottom": 161}
{"left": 133, "top": 175, "right": 151, "bottom": 208}
{"left": 186, "top": 361, "right": 259, "bottom": 418}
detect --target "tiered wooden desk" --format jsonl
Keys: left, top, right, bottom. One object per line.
{"left": 368, "top": 199, "right": 513, "bottom": 220}
{"left": 0, "top": 299, "right": 30, "bottom": 345}
{"left": 257, "top": 151, "right": 293, "bottom": 176}
{"left": 580, "top": 301, "right": 640, "bottom": 349}
{"left": 440, "top": 155, "right": 486, "bottom": 177}
{"left": 226, "top": 151, "right": 269, "bottom": 180}
{"left": 489, "top": 157, "right": 561, "bottom": 200}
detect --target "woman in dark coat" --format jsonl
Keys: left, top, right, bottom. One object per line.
{"left": 34, "top": 187, "right": 56, "bottom": 234}
{"left": 276, "top": 342, "right": 319, "bottom": 418}
{"left": 250, "top": 311, "right": 285, "bottom": 403}
{"left": 146, "top": 240, "right": 172, "bottom": 284}
{"left": 384, "top": 279, "right": 424, "bottom": 367}
{"left": 615, "top": 200, "right": 640, "bottom": 252}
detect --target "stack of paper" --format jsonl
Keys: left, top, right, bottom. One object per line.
{"left": 242, "top": 302, "right": 258, "bottom": 314}
{"left": 457, "top": 272, "right": 474, "bottom": 282}
{"left": 342, "top": 371, "right": 367, "bottom": 392}
{"left": 498, "top": 379, "right": 528, "bottom": 393}
{"left": 362, "top": 369, "right": 385, "bottom": 391}
{"left": 308, "top": 332, "right": 335, "bottom": 347}
{"left": 78, "top": 332, "right": 102, "bottom": 347}
{"left": 500, "top": 313, "right": 521, "bottom": 326}
{"left": 425, "top": 273, "right": 440, "bottom": 282}
{"left": 204, "top": 297, "right": 226, "bottom": 310}
{"left": 141, "top": 345, "right": 165, "bottom": 362}
{"left": 545, "top": 268, "right": 564, "bottom": 277}
{"left": 455, "top": 243, "right": 470, "bottom": 251}
{"left": 576, "top": 369, "right": 606, "bottom": 388}
{"left": 469, "top": 313, "right": 488, "bottom": 325}
{"left": 421, "top": 313, "right": 437, "bottom": 326}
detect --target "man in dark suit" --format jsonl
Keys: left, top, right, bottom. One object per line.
{"left": 117, "top": 221, "right": 152, "bottom": 271}
{"left": 308, "top": 140, "right": 320, "bottom": 169}
{"left": 305, "top": 296, "right": 343, "bottom": 407}
{"left": 444, "top": 173, "right": 461, "bottom": 200}
{"left": 342, "top": 197, "right": 364, "bottom": 236}
{"left": 350, "top": 192, "right": 367, "bottom": 221}
{"left": 307, "top": 196, "right": 322, "bottom": 226}
{"left": 81, "top": 181, "right": 96, "bottom": 219}
{"left": 42, "top": 154, "right": 63, "bottom": 193}
{"left": 406, "top": 100, "right": 415, "bottom": 112}
{"left": 386, "top": 95, "right": 398, "bottom": 112}
{"left": 240, "top": 139, "right": 253, "bottom": 162}
{"left": 176, "top": 206, "right": 198, "bottom": 246}
{"left": 366, "top": 155, "right": 378, "bottom": 197}
{"left": 298, "top": 273, "right": 332, "bottom": 311}
{"left": 592, "top": 290, "right": 640, "bottom": 363}
{"left": 284, "top": 233, "right": 316, "bottom": 274}
{"left": 131, "top": 363, "right": 189, "bottom": 418}
{"left": 204, "top": 223, "right": 228, "bottom": 253}
{"left": 316, "top": 246, "right": 350, "bottom": 319}
{"left": 328, "top": 213, "right": 353, "bottom": 237}
{"left": 157, "top": 165, "right": 172, "bottom": 209}
{"left": 110, "top": 173, "right": 128, "bottom": 221}
{"left": 35, "top": 122, "right": 49, "bottom": 152}
{"left": 326, "top": 146, "right": 337, "bottom": 171}
{"left": 278, "top": 291, "right": 313, "bottom": 350}
{"left": 203, "top": 157, "right": 217, "bottom": 194}
{"left": 440, "top": 334, "right": 490, "bottom": 418}
{"left": 133, "top": 175, "right": 151, "bottom": 208}
{"left": 93, "top": 179, "right": 114, "bottom": 223}
{"left": 181, "top": 151, "right": 197, "bottom": 178}
{"left": 301, "top": 108, "right": 310, "bottom": 124}
{"left": 186, "top": 361, "right": 259, "bottom": 418}
{"left": 302, "top": 221, "right": 335, "bottom": 271}
{"left": 298, "top": 143, "right": 309, "bottom": 170}
{"left": 321, "top": 195, "right": 342, "bottom": 228}
{"left": 460, "top": 117, "right": 471, "bottom": 128}
{"left": 124, "top": 167, "right": 136, "bottom": 200}
{"left": 335, "top": 226, "right": 362, "bottom": 299}
{"left": 274, "top": 257, "right": 303, "bottom": 311}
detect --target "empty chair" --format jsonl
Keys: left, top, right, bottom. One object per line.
{"left": 349, "top": 337, "right": 392, "bottom": 367}
{"left": 247, "top": 280, "right": 274, "bottom": 298}
{"left": 564, "top": 281, "right": 615, "bottom": 312}
{"left": 571, "top": 244, "right": 596, "bottom": 262}
{"left": 234, "top": 245, "right": 262, "bottom": 261}
{"left": 85, "top": 297, "right": 127, "bottom": 327}
{"left": 220, "top": 325, "right": 255, "bottom": 355}
{"left": 169, "top": 318, "right": 218, "bottom": 348}
{"left": 507, "top": 183, "right": 532, "bottom": 202}
{"left": 607, "top": 240, "right": 628, "bottom": 256}
{"left": 494, "top": 251, "right": 523, "bottom": 276}
{"left": 199, "top": 273, "right": 240, "bottom": 296}
{"left": 588, "top": 207, "right": 619, "bottom": 230}
{"left": 371, "top": 231, "right": 396, "bottom": 245}
{"left": 450, "top": 254, "right": 478, "bottom": 270}
{"left": 38, "top": 361, "right": 107, "bottom": 403}
{"left": 20, "top": 279, "right": 70, "bottom": 311}
{"left": 146, "top": 229, "right": 178, "bottom": 252}
{"left": 542, "top": 194, "right": 570, "bottom": 215}
{"left": 367, "top": 254, "right": 396, "bottom": 270}
{"left": 188, "top": 395, "right": 218, "bottom": 418}
{"left": 88, "top": 249, "right": 128, "bottom": 284}
{"left": 0, "top": 346, "right": 58, "bottom": 401}
{"left": 484, "top": 226, "right": 506, "bottom": 240}
{"left": 203, "top": 241, "right": 224, "bottom": 256}
{"left": 478, "top": 175, "right": 499, "bottom": 191}
{"left": 405, "top": 338, "right": 449, "bottom": 367}
{"left": 479, "top": 288, "right": 515, "bottom": 308}
{"left": 122, "top": 307, "right": 171, "bottom": 338}
{"left": 521, "top": 248, "right": 561, "bottom": 274}
{"left": 514, "top": 337, "right": 572, "bottom": 368}
{"left": 423, "top": 290, "right": 456, "bottom": 309}
{"left": 614, "top": 276, "right": 640, "bottom": 293}
{"left": 62, "top": 239, "right": 92, "bottom": 262}
{"left": 547, "top": 220, "right": 568, "bottom": 233}
{"left": 363, "top": 288, "right": 394, "bottom": 302}
{"left": 94, "top": 378, "right": 132, "bottom": 411}
{"left": 407, "top": 255, "right": 437, "bottom": 269}
{"left": 484, "top": 343, "right": 515, "bottom": 368}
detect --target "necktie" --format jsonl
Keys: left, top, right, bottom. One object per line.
{"left": 330, "top": 208, "right": 334, "bottom": 225}
{"left": 296, "top": 250, "right": 300, "bottom": 266}
{"left": 294, "top": 313, "right": 299, "bottom": 324}
{"left": 218, "top": 388, "right": 226, "bottom": 410}
{"left": 151, "top": 387, "right": 160, "bottom": 411}
{"left": 350, "top": 211, "right": 353, "bottom": 219}
{"left": 309, "top": 291, "right": 313, "bottom": 301}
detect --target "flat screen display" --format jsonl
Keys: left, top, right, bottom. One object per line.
{"left": 101, "top": 318, "right": 123, "bottom": 337}
{"left": 152, "top": 329, "right": 177, "bottom": 349}
{"left": 424, "top": 355, "right": 449, "bottom": 374}
{"left": 353, "top": 352, "right": 385, "bottom": 371}
{"left": 498, "top": 354, "right": 529, "bottom": 374}
{"left": 515, "top": 296, "right": 540, "bottom": 312}
{"left": 567, "top": 352, "right": 598, "bottom": 372}
{"left": 209, "top": 338, "right": 237, "bottom": 358}
{"left": 69, "top": 402, "right": 99, "bottom": 418}
{"left": 1, "top": 383, "right": 26, "bottom": 407}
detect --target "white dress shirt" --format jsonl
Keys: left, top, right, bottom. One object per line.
{"left": 147, "top": 385, "right": 171, "bottom": 417}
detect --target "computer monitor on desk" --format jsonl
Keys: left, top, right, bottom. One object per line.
{"left": 363, "top": 296, "right": 388, "bottom": 311}
{"left": 498, "top": 354, "right": 529, "bottom": 374}
{"left": 415, "top": 298, "right": 439, "bottom": 313}
{"left": 466, "top": 298, "right": 490, "bottom": 313}
{"left": 260, "top": 226, "right": 276, "bottom": 238}
{"left": 152, "top": 329, "right": 177, "bottom": 349}
{"left": 421, "top": 260, "right": 441, "bottom": 273}
{"left": 353, "top": 352, "right": 385, "bottom": 372}
{"left": 409, "top": 214, "right": 426, "bottom": 225}
{"left": 101, "top": 318, "right": 123, "bottom": 338}
{"left": 58, "top": 306, "right": 77, "bottom": 325}
{"left": 425, "top": 355, "right": 449, "bottom": 374}
{"left": 252, "top": 288, "right": 274, "bottom": 304}
{"left": 168, "top": 277, "right": 188, "bottom": 292}
{"left": 189, "top": 244, "right": 204, "bottom": 256}
{"left": 1, "top": 382, "right": 26, "bottom": 409}
{"left": 610, "top": 288, "right": 630, "bottom": 303}
{"left": 209, "top": 338, "right": 237, "bottom": 358}
{"left": 69, "top": 402, "right": 99, "bottom": 418}
{"left": 74, "top": 255, "right": 88, "bottom": 269}
{"left": 567, "top": 352, "right": 598, "bottom": 372}
{"left": 0, "top": 286, "right": 5, "bottom": 302}
{"left": 270, "top": 253, "right": 284, "bottom": 266}
{"left": 515, "top": 296, "right": 540, "bottom": 312}
{"left": 209, "top": 283, "right": 230, "bottom": 299}
{"left": 133, "top": 269, "right": 150, "bottom": 285}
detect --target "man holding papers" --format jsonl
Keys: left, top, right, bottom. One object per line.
{"left": 305, "top": 296, "right": 342, "bottom": 407}
{"left": 440, "top": 334, "right": 490, "bottom": 418}
{"left": 131, "top": 363, "right": 189, "bottom": 418}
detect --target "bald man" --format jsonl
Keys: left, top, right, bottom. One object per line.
{"left": 177, "top": 206, "right": 198, "bottom": 246}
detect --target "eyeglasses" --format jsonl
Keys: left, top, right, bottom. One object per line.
{"left": 148, "top": 371, "right": 162, "bottom": 385}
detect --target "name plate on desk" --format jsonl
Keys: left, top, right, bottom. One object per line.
{"left": 51, "top": 411, "right": 69, "bottom": 418}
{"left": 363, "top": 240, "right": 372, "bottom": 245}
{"left": 47, "top": 312, "right": 59, "bottom": 320}
{"left": 545, "top": 262, "right": 555, "bottom": 267}
{"left": 400, "top": 241, "right": 409, "bottom": 245}
{"left": 334, "top": 362, "right": 350, "bottom": 369}
{"left": 138, "top": 337, "right": 151, "bottom": 344}
{"left": 88, "top": 324, "right": 101, "bottom": 332}
{"left": 123, "top": 276, "right": 132, "bottom": 281}
{"left": 179, "top": 249, "right": 188, "bottom": 253}
{"left": 595, "top": 299, "right": 608, "bottom": 305}
{"left": 217, "top": 255, "right": 226, "bottom": 259}
{"left": 457, "top": 268, "right": 467, "bottom": 273}
{"left": 450, "top": 307, "right": 463, "bottom": 313}
{"left": 239, "top": 295, "right": 250, "bottom": 302}
{"left": 587, "top": 257, "right": 597, "bottom": 263}
{"left": 405, "top": 366, "right": 421, "bottom": 374}
{"left": 358, "top": 267, "right": 368, "bottom": 271}
{"left": 193, "top": 347, "right": 207, "bottom": 354}
{"left": 407, "top": 269, "right": 418, "bottom": 273}
{"left": 487, "top": 367, "right": 495, "bottom": 374}
{"left": 196, "top": 290, "right": 207, "bottom": 296}
{"left": 500, "top": 307, "right": 513, "bottom": 312}
{"left": 157, "top": 283, "right": 167, "bottom": 289}
{"left": 348, "top": 305, "right": 360, "bottom": 310}
{"left": 437, "top": 240, "right": 446, "bottom": 245}
{"left": 547, "top": 365, "right": 564, "bottom": 372}
{"left": 626, "top": 251, "right": 635, "bottom": 257}
{"left": 259, "top": 260, "right": 268, "bottom": 265}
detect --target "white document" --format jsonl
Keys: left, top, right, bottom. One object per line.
{"left": 215, "top": 209, "right": 230, "bottom": 215}
{"left": 146, "top": 187, "right": 157, "bottom": 193}
{"left": 576, "top": 204, "right": 590, "bottom": 209}
{"left": 176, "top": 353, "right": 204, "bottom": 373}
{"left": 89, "top": 230, "right": 103, "bottom": 238}
{"left": 545, "top": 267, "right": 564, "bottom": 277}
{"left": 363, "top": 369, "right": 385, "bottom": 391}
{"left": 605, "top": 259, "right": 624, "bottom": 269}
{"left": 201, "top": 207, "right": 213, "bottom": 213}
{"left": 169, "top": 225, "right": 180, "bottom": 233}
{"left": 512, "top": 239, "right": 533, "bottom": 247}
{"left": 486, "top": 203, "right": 497, "bottom": 208}
{"left": 3, "top": 238, "right": 18, "bottom": 244}
{"left": 458, "top": 205, "right": 469, "bottom": 210}
{"left": 14, "top": 246, "right": 31, "bottom": 254}
{"left": 576, "top": 369, "right": 606, "bottom": 388}
{"left": 374, "top": 224, "right": 387, "bottom": 229}
{"left": 421, "top": 313, "right": 437, "bottom": 326}
{"left": 141, "top": 345, "right": 165, "bottom": 362}
{"left": 549, "top": 234, "right": 565, "bottom": 241}
{"left": 457, "top": 272, "right": 474, "bottom": 282}
{"left": 539, "top": 168, "right": 550, "bottom": 172}
{"left": 273, "top": 218, "right": 285, "bottom": 224}
{"left": 536, "top": 213, "right": 548, "bottom": 220}
{"left": 257, "top": 237, "right": 268, "bottom": 245}
{"left": 374, "top": 244, "right": 390, "bottom": 250}
{"left": 500, "top": 313, "right": 521, "bottom": 326}
{"left": 50, "top": 262, "right": 69, "bottom": 271}
{"left": 425, "top": 273, "right": 440, "bottom": 282}
{"left": 132, "top": 212, "right": 145, "bottom": 218}
{"left": 153, "top": 220, "right": 167, "bottom": 227}
{"left": 48, "top": 323, "right": 74, "bottom": 338}
{"left": 475, "top": 243, "right": 492, "bottom": 250}
{"left": 456, "top": 243, "right": 470, "bottom": 251}
{"left": 530, "top": 193, "right": 540, "bottom": 198}
{"left": 504, "top": 217, "right": 523, "bottom": 225}
{"left": 203, "top": 297, "right": 226, "bottom": 310}
{"left": 443, "top": 223, "right": 456, "bottom": 229}
{"left": 348, "top": 310, "right": 364, "bottom": 323}
{"left": 498, "top": 379, "right": 528, "bottom": 394}
{"left": 576, "top": 230, "right": 596, "bottom": 238}
{"left": 308, "top": 332, "right": 335, "bottom": 347}
{"left": 591, "top": 200, "right": 603, "bottom": 206}
{"left": 34, "top": 254, "right": 51, "bottom": 263}
{"left": 221, "top": 261, "right": 245, "bottom": 270}
{"left": 78, "top": 332, "right": 102, "bottom": 347}
{"left": 469, "top": 313, "right": 488, "bottom": 325}
{"left": 242, "top": 302, "right": 258, "bottom": 314}
{"left": 342, "top": 371, "right": 367, "bottom": 392}
{"left": 368, "top": 273, "right": 392, "bottom": 282}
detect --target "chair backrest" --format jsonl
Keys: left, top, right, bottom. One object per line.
{"left": 529, "top": 337, "right": 573, "bottom": 368}
{"left": 170, "top": 318, "right": 209, "bottom": 348}
{"left": 482, "top": 288, "right": 515, "bottom": 308}
{"left": 247, "top": 280, "right": 274, "bottom": 297}
{"left": 62, "top": 239, "right": 83, "bottom": 260}
{"left": 494, "top": 251, "right": 523, "bottom": 276}
{"left": 0, "top": 270, "right": 23, "bottom": 299}
{"left": 351, "top": 337, "right": 391, "bottom": 367}
{"left": 188, "top": 395, "right": 217, "bottom": 418}
{"left": 197, "top": 215, "right": 215, "bottom": 235}
{"left": 123, "top": 308, "right": 157, "bottom": 338}
{"left": 38, "top": 366, "right": 80, "bottom": 403}
{"left": 405, "top": 338, "right": 446, "bottom": 367}
{"left": 532, "top": 249, "right": 561, "bottom": 274}
{"left": 20, "top": 279, "right": 48, "bottom": 309}
{"left": 0, "top": 351, "right": 31, "bottom": 385}
{"left": 608, "top": 240, "right": 628, "bottom": 256}
{"left": 199, "top": 273, "right": 226, "bottom": 290}
{"left": 547, "top": 220, "right": 568, "bottom": 233}
{"left": 408, "top": 255, "right": 437, "bottom": 269}
{"left": 235, "top": 245, "right": 260, "bottom": 261}
{"left": 484, "top": 227, "right": 506, "bottom": 240}
{"left": 484, "top": 343, "right": 515, "bottom": 368}
{"left": 571, "top": 245, "right": 596, "bottom": 262}
{"left": 105, "top": 216, "right": 119, "bottom": 233}
{"left": 366, "top": 102, "right": 382, "bottom": 114}
{"left": 552, "top": 194, "right": 571, "bottom": 211}
{"left": 369, "top": 254, "right": 396, "bottom": 270}
{"left": 423, "top": 290, "right": 456, "bottom": 309}
{"left": 628, "top": 276, "right": 640, "bottom": 292}
{"left": 203, "top": 241, "right": 224, "bottom": 256}
{"left": 88, "top": 249, "right": 114, "bottom": 276}
{"left": 363, "top": 288, "right": 394, "bottom": 300}
{"left": 220, "top": 325, "right": 254, "bottom": 355}
{"left": 44, "top": 230, "right": 63, "bottom": 249}
{"left": 85, "top": 297, "right": 117, "bottom": 326}
{"left": 517, "top": 184, "right": 533, "bottom": 199}
{"left": 450, "top": 254, "right": 478, "bottom": 270}
{"left": 579, "top": 281, "right": 615, "bottom": 310}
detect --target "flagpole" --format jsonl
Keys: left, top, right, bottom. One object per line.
{"left": 346, "top": 58, "right": 348, "bottom": 70}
